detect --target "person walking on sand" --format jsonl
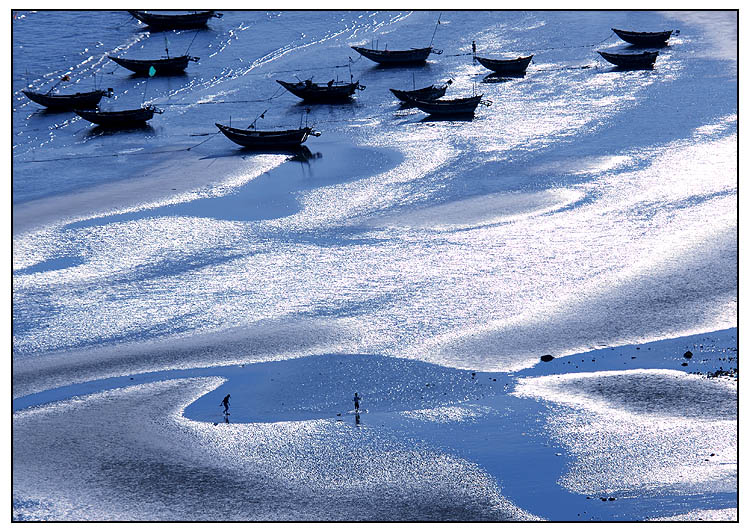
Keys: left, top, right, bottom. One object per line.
{"left": 221, "top": 394, "right": 231, "bottom": 415}
{"left": 353, "top": 392, "right": 361, "bottom": 413}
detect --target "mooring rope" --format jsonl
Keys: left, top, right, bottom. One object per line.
{"left": 445, "top": 31, "right": 617, "bottom": 57}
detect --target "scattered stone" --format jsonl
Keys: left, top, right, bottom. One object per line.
{"left": 710, "top": 453, "right": 716, "bottom": 456}
{"left": 681, "top": 362, "right": 688, "bottom": 367}
{"left": 684, "top": 351, "right": 693, "bottom": 359}
{"left": 541, "top": 355, "right": 555, "bottom": 362}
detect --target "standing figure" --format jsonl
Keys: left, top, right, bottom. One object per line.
{"left": 353, "top": 392, "right": 361, "bottom": 413}
{"left": 221, "top": 394, "right": 231, "bottom": 415}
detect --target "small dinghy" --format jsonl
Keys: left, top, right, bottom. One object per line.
{"left": 74, "top": 105, "right": 163, "bottom": 127}
{"left": 215, "top": 123, "right": 320, "bottom": 149}
{"left": 597, "top": 50, "right": 659, "bottom": 69}
{"left": 612, "top": 28, "right": 674, "bottom": 47}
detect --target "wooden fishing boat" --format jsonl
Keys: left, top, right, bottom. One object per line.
{"left": 408, "top": 95, "right": 487, "bottom": 116}
{"left": 22, "top": 88, "right": 112, "bottom": 110}
{"left": 612, "top": 28, "right": 673, "bottom": 47}
{"left": 475, "top": 54, "right": 533, "bottom": 75}
{"left": 108, "top": 54, "right": 198, "bottom": 76}
{"left": 128, "top": 10, "right": 222, "bottom": 30}
{"left": 74, "top": 106, "right": 163, "bottom": 127}
{"left": 276, "top": 79, "right": 365, "bottom": 102}
{"left": 390, "top": 82, "right": 449, "bottom": 103}
{"left": 215, "top": 123, "right": 320, "bottom": 149}
{"left": 351, "top": 46, "right": 434, "bottom": 65}
{"left": 598, "top": 50, "right": 659, "bottom": 69}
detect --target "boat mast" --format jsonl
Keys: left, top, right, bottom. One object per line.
{"left": 249, "top": 109, "right": 267, "bottom": 129}
{"left": 429, "top": 13, "right": 442, "bottom": 47}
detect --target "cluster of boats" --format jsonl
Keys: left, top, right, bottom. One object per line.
{"left": 20, "top": 10, "right": 676, "bottom": 151}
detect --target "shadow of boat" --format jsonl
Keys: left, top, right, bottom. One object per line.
{"left": 623, "top": 43, "right": 670, "bottom": 51}
{"left": 85, "top": 124, "right": 155, "bottom": 136}
{"left": 33, "top": 107, "right": 77, "bottom": 116}
{"left": 200, "top": 145, "right": 322, "bottom": 162}
{"left": 482, "top": 72, "right": 527, "bottom": 83}
{"left": 126, "top": 71, "right": 189, "bottom": 80}
{"left": 418, "top": 115, "right": 475, "bottom": 123}
{"left": 135, "top": 26, "right": 215, "bottom": 35}
{"left": 370, "top": 62, "right": 434, "bottom": 72}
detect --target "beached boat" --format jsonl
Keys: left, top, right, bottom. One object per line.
{"left": 128, "top": 10, "right": 222, "bottom": 30}
{"left": 390, "top": 82, "right": 450, "bottom": 103}
{"left": 408, "top": 95, "right": 487, "bottom": 117}
{"left": 351, "top": 46, "right": 435, "bottom": 65}
{"left": 475, "top": 55, "right": 533, "bottom": 75}
{"left": 215, "top": 123, "right": 320, "bottom": 149}
{"left": 22, "top": 88, "right": 112, "bottom": 110}
{"left": 598, "top": 50, "right": 659, "bottom": 69}
{"left": 612, "top": 28, "right": 674, "bottom": 47}
{"left": 276, "top": 79, "right": 365, "bottom": 102}
{"left": 74, "top": 106, "right": 163, "bottom": 127}
{"left": 108, "top": 54, "right": 198, "bottom": 76}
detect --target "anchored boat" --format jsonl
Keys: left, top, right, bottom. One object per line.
{"left": 612, "top": 28, "right": 674, "bottom": 47}
{"left": 215, "top": 123, "right": 320, "bottom": 149}
{"left": 408, "top": 95, "right": 489, "bottom": 117}
{"left": 351, "top": 46, "right": 436, "bottom": 65}
{"left": 276, "top": 79, "right": 365, "bottom": 102}
{"left": 74, "top": 106, "right": 163, "bottom": 127}
{"left": 22, "top": 88, "right": 112, "bottom": 110}
{"left": 390, "top": 81, "right": 451, "bottom": 103}
{"left": 598, "top": 50, "right": 659, "bottom": 69}
{"left": 474, "top": 55, "right": 533, "bottom": 75}
{"left": 108, "top": 55, "right": 198, "bottom": 76}
{"left": 128, "top": 10, "right": 222, "bottom": 30}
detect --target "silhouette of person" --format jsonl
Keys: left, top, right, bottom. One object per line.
{"left": 353, "top": 392, "right": 361, "bottom": 412}
{"left": 221, "top": 394, "right": 231, "bottom": 415}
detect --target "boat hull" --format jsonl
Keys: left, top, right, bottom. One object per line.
{"left": 215, "top": 123, "right": 316, "bottom": 148}
{"left": 74, "top": 107, "right": 157, "bottom": 127}
{"left": 598, "top": 50, "right": 658, "bottom": 69}
{"left": 612, "top": 28, "right": 673, "bottom": 47}
{"left": 409, "top": 95, "right": 483, "bottom": 116}
{"left": 475, "top": 55, "right": 533, "bottom": 74}
{"left": 22, "top": 89, "right": 107, "bottom": 110}
{"left": 276, "top": 80, "right": 362, "bottom": 102}
{"left": 390, "top": 84, "right": 447, "bottom": 102}
{"left": 128, "top": 10, "right": 220, "bottom": 30}
{"left": 351, "top": 46, "right": 432, "bottom": 65}
{"left": 109, "top": 55, "right": 194, "bottom": 76}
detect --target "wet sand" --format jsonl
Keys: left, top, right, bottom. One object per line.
{"left": 13, "top": 328, "right": 737, "bottom": 521}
